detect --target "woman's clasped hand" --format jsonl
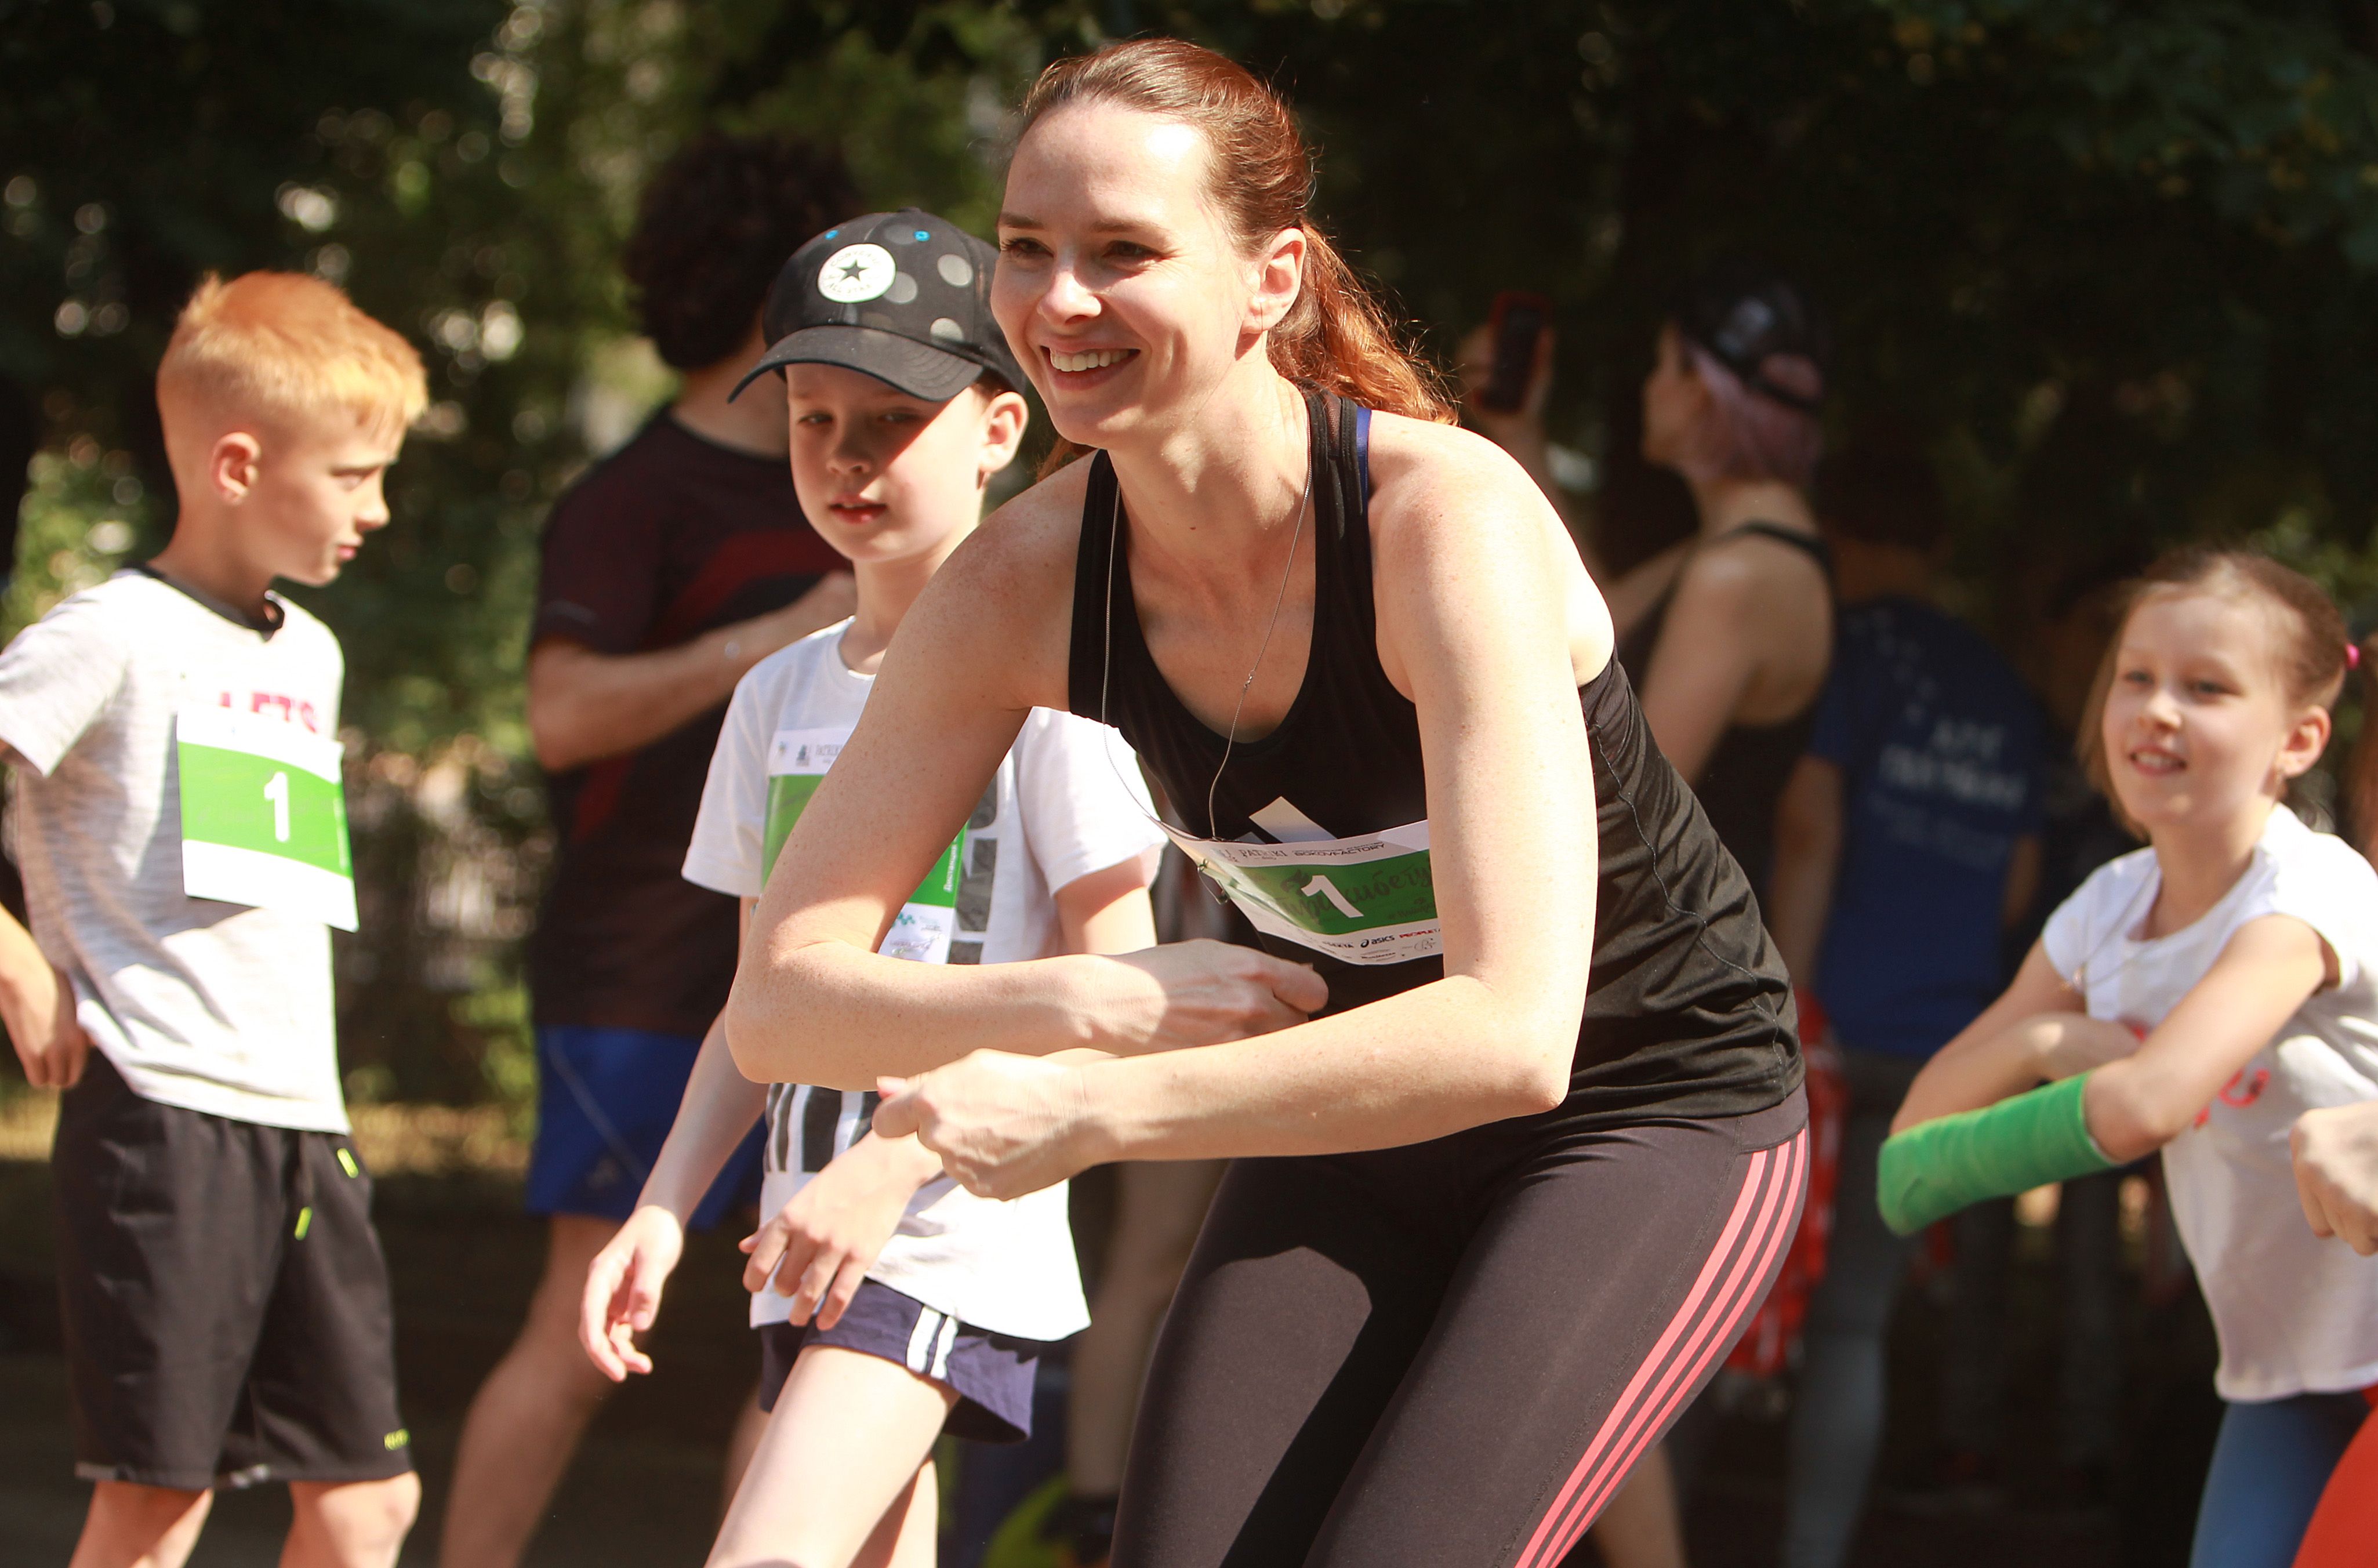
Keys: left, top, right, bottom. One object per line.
{"left": 878, "top": 939, "right": 1327, "bottom": 1198}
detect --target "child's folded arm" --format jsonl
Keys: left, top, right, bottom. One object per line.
{"left": 1891, "top": 940, "right": 2082, "bottom": 1133}
{"left": 1878, "top": 1073, "right": 2114, "bottom": 1236}
{"left": 2082, "top": 912, "right": 2330, "bottom": 1161}
{"left": 1880, "top": 913, "right": 2337, "bottom": 1237}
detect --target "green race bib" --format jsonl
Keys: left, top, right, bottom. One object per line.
{"left": 176, "top": 705, "right": 356, "bottom": 931}
{"left": 766, "top": 727, "right": 964, "bottom": 964}
{"left": 1161, "top": 814, "right": 1439, "bottom": 966}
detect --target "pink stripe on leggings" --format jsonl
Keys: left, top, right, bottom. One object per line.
{"left": 1511, "top": 1136, "right": 1788, "bottom": 1568}
{"left": 1538, "top": 1130, "right": 1806, "bottom": 1564}
{"left": 1513, "top": 1127, "right": 1807, "bottom": 1568}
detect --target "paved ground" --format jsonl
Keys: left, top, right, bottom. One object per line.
{"left": 0, "top": 1131, "right": 2221, "bottom": 1566}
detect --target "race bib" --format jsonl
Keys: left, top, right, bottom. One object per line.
{"left": 766, "top": 727, "right": 964, "bottom": 965}
{"left": 1161, "top": 818, "right": 1438, "bottom": 965}
{"left": 176, "top": 706, "right": 357, "bottom": 931}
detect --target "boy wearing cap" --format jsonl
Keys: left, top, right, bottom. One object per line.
{"left": 576, "top": 210, "right": 1164, "bottom": 1567}
{"left": 445, "top": 136, "right": 856, "bottom": 1568}
{"left": 0, "top": 273, "right": 422, "bottom": 1568}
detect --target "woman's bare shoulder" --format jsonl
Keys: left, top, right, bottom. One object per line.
{"left": 1364, "top": 411, "right": 1515, "bottom": 490}
{"left": 1361, "top": 413, "right": 1558, "bottom": 545}
{"left": 899, "top": 456, "right": 1095, "bottom": 709}
{"left": 1693, "top": 523, "right": 1828, "bottom": 589}
{"left": 928, "top": 457, "right": 1089, "bottom": 605}
{"left": 1359, "top": 412, "right": 1613, "bottom": 675}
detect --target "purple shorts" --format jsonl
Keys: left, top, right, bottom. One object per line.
{"left": 757, "top": 1277, "right": 1050, "bottom": 1444}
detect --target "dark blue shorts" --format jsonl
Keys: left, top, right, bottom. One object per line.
{"left": 524, "top": 1024, "right": 765, "bottom": 1227}
{"left": 757, "top": 1279, "right": 1048, "bottom": 1444}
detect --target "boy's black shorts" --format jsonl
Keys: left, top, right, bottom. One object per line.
{"left": 53, "top": 1052, "right": 412, "bottom": 1491}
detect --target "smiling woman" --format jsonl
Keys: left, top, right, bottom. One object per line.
{"left": 718, "top": 37, "right": 1806, "bottom": 1568}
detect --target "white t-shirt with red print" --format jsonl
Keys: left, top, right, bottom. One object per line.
{"left": 2043, "top": 804, "right": 2378, "bottom": 1400}
{"left": 0, "top": 569, "right": 350, "bottom": 1132}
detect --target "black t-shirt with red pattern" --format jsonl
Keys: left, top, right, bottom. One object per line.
{"left": 527, "top": 413, "right": 841, "bottom": 1036}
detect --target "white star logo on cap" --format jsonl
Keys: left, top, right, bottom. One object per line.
{"left": 816, "top": 242, "right": 897, "bottom": 304}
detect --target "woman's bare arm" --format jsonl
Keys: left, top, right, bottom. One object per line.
{"left": 1633, "top": 546, "right": 1766, "bottom": 783}
{"left": 723, "top": 478, "right": 1323, "bottom": 1090}
{"left": 880, "top": 421, "right": 1604, "bottom": 1193}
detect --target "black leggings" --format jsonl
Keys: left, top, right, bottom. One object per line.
{"left": 1114, "top": 1093, "right": 1807, "bottom": 1568}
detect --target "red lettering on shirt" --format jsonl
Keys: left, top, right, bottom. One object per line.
{"left": 2218, "top": 1067, "right": 2270, "bottom": 1109}
{"left": 208, "top": 690, "right": 322, "bottom": 734}
{"left": 2191, "top": 1066, "right": 2272, "bottom": 1128}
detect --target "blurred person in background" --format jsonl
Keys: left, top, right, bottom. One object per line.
{"left": 441, "top": 134, "right": 859, "bottom": 1568}
{"left": 1763, "top": 431, "right": 2044, "bottom": 1568}
{"left": 1913, "top": 547, "right": 2141, "bottom": 1519}
{"left": 1465, "top": 266, "right": 1833, "bottom": 890}
{"left": 1468, "top": 266, "right": 1834, "bottom": 1568}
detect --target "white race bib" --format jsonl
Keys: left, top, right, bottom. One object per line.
{"left": 1161, "top": 818, "right": 1438, "bottom": 965}
{"left": 175, "top": 705, "right": 356, "bottom": 931}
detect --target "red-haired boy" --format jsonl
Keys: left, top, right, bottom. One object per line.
{"left": 0, "top": 272, "right": 424, "bottom": 1568}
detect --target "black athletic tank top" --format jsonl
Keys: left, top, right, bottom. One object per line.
{"left": 1614, "top": 522, "right": 1832, "bottom": 895}
{"left": 1067, "top": 391, "right": 1799, "bottom": 1127}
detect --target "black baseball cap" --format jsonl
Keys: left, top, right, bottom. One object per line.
{"left": 1675, "top": 262, "right": 1829, "bottom": 414}
{"left": 731, "top": 208, "right": 1024, "bottom": 403}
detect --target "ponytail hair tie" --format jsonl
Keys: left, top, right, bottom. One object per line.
{"left": 2351, "top": 642, "right": 2363, "bottom": 671}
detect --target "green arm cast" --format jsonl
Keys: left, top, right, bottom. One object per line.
{"left": 1876, "top": 1072, "right": 2115, "bottom": 1237}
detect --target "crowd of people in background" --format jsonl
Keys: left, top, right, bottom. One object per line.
{"left": 5, "top": 32, "right": 2378, "bottom": 1568}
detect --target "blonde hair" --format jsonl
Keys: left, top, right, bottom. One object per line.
{"left": 158, "top": 272, "right": 427, "bottom": 440}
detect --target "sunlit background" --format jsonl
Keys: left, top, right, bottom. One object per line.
{"left": 8, "top": 3, "right": 2378, "bottom": 1560}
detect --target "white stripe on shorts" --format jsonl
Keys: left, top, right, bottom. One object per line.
{"left": 906, "top": 1308, "right": 943, "bottom": 1375}
{"left": 931, "top": 1313, "right": 960, "bottom": 1380}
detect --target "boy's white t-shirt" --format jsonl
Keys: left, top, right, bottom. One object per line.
{"left": 0, "top": 570, "right": 348, "bottom": 1131}
{"left": 683, "top": 619, "right": 1164, "bottom": 1341}
{"left": 2042, "top": 804, "right": 2378, "bottom": 1400}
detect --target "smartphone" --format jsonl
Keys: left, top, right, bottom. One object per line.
{"left": 1480, "top": 291, "right": 1551, "bottom": 413}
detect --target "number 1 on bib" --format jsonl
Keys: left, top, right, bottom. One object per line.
{"left": 176, "top": 706, "right": 357, "bottom": 931}
{"left": 263, "top": 770, "right": 292, "bottom": 843}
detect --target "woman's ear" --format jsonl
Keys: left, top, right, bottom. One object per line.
{"left": 976, "top": 387, "right": 1031, "bottom": 484}
{"left": 1246, "top": 226, "right": 1305, "bottom": 336}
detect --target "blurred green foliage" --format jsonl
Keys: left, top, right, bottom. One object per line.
{"left": 8, "top": 0, "right": 2378, "bottom": 1104}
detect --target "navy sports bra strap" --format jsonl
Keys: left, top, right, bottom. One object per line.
{"left": 1312, "top": 389, "right": 1376, "bottom": 648}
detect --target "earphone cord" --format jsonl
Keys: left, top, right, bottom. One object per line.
{"left": 1100, "top": 433, "right": 1313, "bottom": 844}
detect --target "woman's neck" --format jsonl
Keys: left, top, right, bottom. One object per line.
{"left": 1103, "top": 366, "right": 1311, "bottom": 589}
{"left": 2145, "top": 796, "right": 2279, "bottom": 937}
{"left": 1687, "top": 474, "right": 1815, "bottom": 539}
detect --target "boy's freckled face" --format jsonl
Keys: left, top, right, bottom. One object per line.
{"left": 782, "top": 364, "right": 995, "bottom": 564}
{"left": 242, "top": 411, "right": 402, "bottom": 587}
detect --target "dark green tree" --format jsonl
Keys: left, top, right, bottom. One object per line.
{"left": 12, "top": 0, "right": 2378, "bottom": 1105}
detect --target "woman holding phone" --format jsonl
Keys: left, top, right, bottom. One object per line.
{"left": 725, "top": 39, "right": 1806, "bottom": 1567}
